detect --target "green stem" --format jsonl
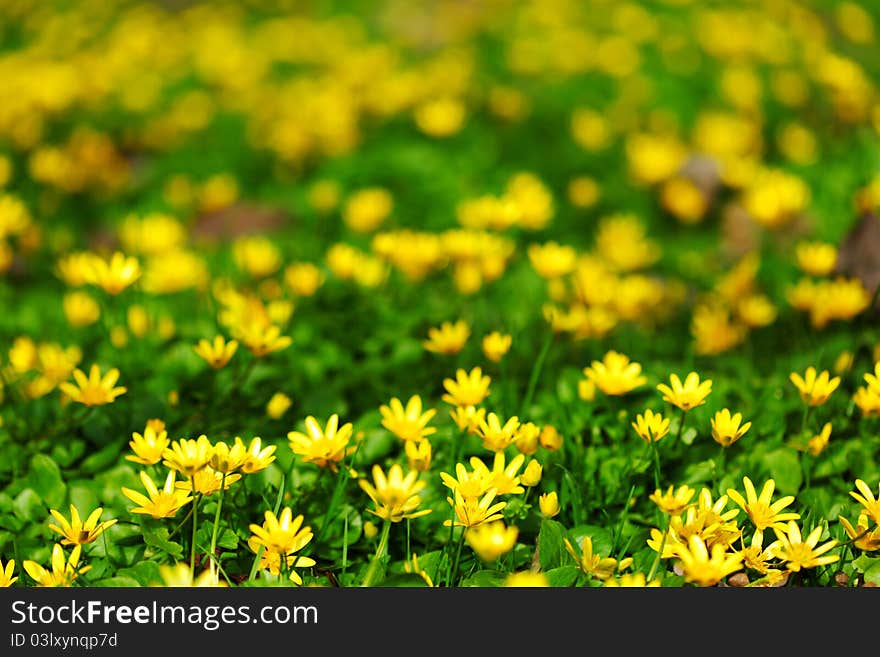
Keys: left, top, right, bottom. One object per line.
{"left": 647, "top": 516, "right": 669, "bottom": 584}
{"left": 714, "top": 445, "right": 726, "bottom": 493}
{"left": 208, "top": 472, "right": 228, "bottom": 578}
{"left": 448, "top": 530, "right": 466, "bottom": 587}
{"left": 434, "top": 506, "right": 457, "bottom": 586}
{"left": 649, "top": 436, "right": 662, "bottom": 493}
{"left": 519, "top": 325, "right": 553, "bottom": 417}
{"left": 361, "top": 519, "right": 392, "bottom": 587}
{"left": 190, "top": 478, "right": 199, "bottom": 574}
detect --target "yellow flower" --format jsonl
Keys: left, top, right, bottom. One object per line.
{"left": 564, "top": 535, "right": 633, "bottom": 580}
{"left": 23, "top": 544, "right": 90, "bottom": 587}
{"left": 789, "top": 366, "right": 841, "bottom": 407}
{"left": 194, "top": 336, "right": 238, "bottom": 369}
{"left": 604, "top": 572, "right": 662, "bottom": 587}
{"left": 48, "top": 504, "right": 117, "bottom": 546}
{"left": 0, "top": 558, "right": 16, "bottom": 587}
{"left": 379, "top": 395, "right": 437, "bottom": 442}
{"left": 284, "top": 262, "right": 325, "bottom": 297}
{"left": 656, "top": 372, "right": 713, "bottom": 411}
{"left": 539, "top": 491, "right": 560, "bottom": 518}
{"left": 239, "top": 436, "right": 277, "bottom": 474}
{"left": 674, "top": 535, "right": 743, "bottom": 586}
{"left": 849, "top": 479, "right": 880, "bottom": 526}
{"left": 631, "top": 409, "right": 671, "bottom": 443}
{"left": 63, "top": 291, "right": 100, "bottom": 327}
{"left": 126, "top": 424, "right": 169, "bottom": 465}
{"left": 83, "top": 251, "right": 141, "bottom": 295}
{"left": 726, "top": 477, "right": 800, "bottom": 532}
{"left": 156, "top": 563, "right": 227, "bottom": 587}
{"left": 238, "top": 322, "right": 292, "bottom": 357}
{"left": 288, "top": 414, "right": 356, "bottom": 471}
{"left": 476, "top": 412, "right": 521, "bottom": 452}
{"left": 768, "top": 521, "right": 839, "bottom": 572}
{"left": 854, "top": 385, "right": 880, "bottom": 418}
{"left": 710, "top": 408, "right": 751, "bottom": 447}
{"left": 521, "top": 459, "right": 543, "bottom": 487}
{"left": 209, "top": 439, "right": 249, "bottom": 474}
{"left": 405, "top": 439, "right": 432, "bottom": 472}
{"left": 163, "top": 435, "right": 213, "bottom": 477}
{"left": 514, "top": 421, "right": 541, "bottom": 454}
{"left": 806, "top": 422, "right": 832, "bottom": 456}
{"left": 578, "top": 378, "right": 597, "bottom": 402}
{"left": 266, "top": 392, "right": 292, "bottom": 419}
{"left": 539, "top": 424, "right": 563, "bottom": 451}
{"left": 473, "top": 452, "right": 526, "bottom": 496}
{"left": 504, "top": 571, "right": 549, "bottom": 587}
{"left": 863, "top": 362, "right": 880, "bottom": 393}
{"left": 583, "top": 350, "right": 647, "bottom": 396}
{"left": 232, "top": 235, "right": 281, "bottom": 279}
{"left": 465, "top": 521, "right": 519, "bottom": 562}
{"left": 440, "top": 461, "right": 494, "bottom": 499}
{"left": 691, "top": 304, "right": 747, "bottom": 356}
{"left": 404, "top": 553, "right": 434, "bottom": 587}
{"left": 482, "top": 331, "right": 512, "bottom": 362}
{"left": 839, "top": 513, "right": 880, "bottom": 552}
{"left": 248, "top": 547, "right": 317, "bottom": 586}
{"left": 795, "top": 241, "right": 838, "bottom": 277}
{"left": 650, "top": 484, "right": 696, "bottom": 516}
{"left": 359, "top": 463, "right": 432, "bottom": 523}
{"left": 449, "top": 404, "right": 486, "bottom": 434}
{"left": 248, "top": 507, "right": 313, "bottom": 558}
{"left": 423, "top": 320, "right": 470, "bottom": 355}
{"left": 122, "top": 470, "right": 193, "bottom": 518}
{"left": 59, "top": 364, "right": 127, "bottom": 406}
{"left": 527, "top": 241, "right": 578, "bottom": 279}
{"left": 177, "top": 467, "right": 241, "bottom": 496}
{"left": 442, "top": 367, "right": 491, "bottom": 407}
{"left": 414, "top": 96, "right": 466, "bottom": 138}
{"left": 343, "top": 187, "right": 393, "bottom": 233}
{"left": 444, "top": 488, "right": 506, "bottom": 528}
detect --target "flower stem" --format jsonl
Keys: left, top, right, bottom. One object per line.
{"left": 208, "top": 472, "right": 228, "bottom": 579}
{"left": 361, "top": 519, "right": 392, "bottom": 587}
{"left": 190, "top": 478, "right": 199, "bottom": 574}
{"left": 448, "top": 530, "right": 466, "bottom": 587}
{"left": 519, "top": 325, "right": 553, "bottom": 417}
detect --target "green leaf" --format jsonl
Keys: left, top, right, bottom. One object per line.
{"left": 25, "top": 454, "right": 66, "bottom": 508}
{"left": 538, "top": 518, "right": 567, "bottom": 571}
{"left": 544, "top": 565, "right": 580, "bottom": 587}
{"left": 92, "top": 576, "right": 142, "bottom": 587}
{"left": 79, "top": 442, "right": 124, "bottom": 475}
{"left": 379, "top": 573, "right": 430, "bottom": 587}
{"left": 12, "top": 488, "right": 45, "bottom": 522}
{"left": 142, "top": 525, "right": 184, "bottom": 560}
{"left": 763, "top": 448, "right": 803, "bottom": 495}
{"left": 116, "top": 562, "right": 163, "bottom": 587}
{"left": 863, "top": 559, "right": 880, "bottom": 587}
{"left": 460, "top": 570, "right": 506, "bottom": 587}
{"left": 568, "top": 525, "right": 613, "bottom": 558}
{"left": 218, "top": 528, "right": 239, "bottom": 550}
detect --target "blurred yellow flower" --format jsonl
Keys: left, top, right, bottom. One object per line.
{"left": 288, "top": 414, "right": 356, "bottom": 471}
{"left": 423, "top": 320, "right": 470, "bottom": 355}
{"left": 481, "top": 331, "right": 512, "bottom": 363}
{"left": 465, "top": 521, "right": 518, "bottom": 562}
{"left": 632, "top": 409, "right": 670, "bottom": 443}
{"left": 194, "top": 335, "right": 238, "bottom": 369}
{"left": 657, "top": 371, "right": 712, "bottom": 411}
{"left": 583, "top": 350, "right": 647, "bottom": 396}
{"left": 789, "top": 366, "right": 840, "bottom": 407}
{"left": 266, "top": 392, "right": 292, "bottom": 419}
{"left": 0, "top": 559, "right": 16, "bottom": 587}
{"left": 379, "top": 394, "right": 437, "bottom": 442}
{"left": 59, "top": 364, "right": 127, "bottom": 406}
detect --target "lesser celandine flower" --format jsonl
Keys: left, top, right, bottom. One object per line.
{"left": 248, "top": 507, "right": 313, "bottom": 558}
{"left": 440, "top": 461, "right": 494, "bottom": 499}
{"left": 209, "top": 440, "right": 248, "bottom": 474}
{"left": 405, "top": 439, "right": 432, "bottom": 472}
{"left": 343, "top": 187, "right": 393, "bottom": 233}
{"left": 849, "top": 479, "right": 880, "bottom": 526}
{"left": 539, "top": 491, "right": 559, "bottom": 518}
{"left": 710, "top": 409, "right": 751, "bottom": 447}
{"left": 527, "top": 241, "right": 578, "bottom": 279}
{"left": 476, "top": 412, "right": 521, "bottom": 452}
{"left": 442, "top": 367, "right": 491, "bottom": 407}
{"left": 514, "top": 421, "right": 540, "bottom": 454}
{"left": 156, "top": 563, "right": 226, "bottom": 588}
{"left": 806, "top": 422, "right": 832, "bottom": 456}
{"left": 838, "top": 513, "right": 880, "bottom": 551}
{"left": 63, "top": 291, "right": 100, "bottom": 327}
{"left": 726, "top": 477, "right": 800, "bottom": 532}
{"left": 564, "top": 535, "right": 632, "bottom": 580}
{"left": 650, "top": 484, "right": 696, "bottom": 516}
{"left": 23, "top": 544, "right": 89, "bottom": 587}
{"left": 288, "top": 414, "right": 356, "bottom": 471}
{"left": 445, "top": 488, "right": 506, "bottom": 528}
{"left": 127, "top": 424, "right": 169, "bottom": 465}
{"left": 449, "top": 404, "right": 486, "bottom": 434}
{"left": 379, "top": 394, "right": 437, "bottom": 442}
{"left": 863, "top": 362, "right": 880, "bottom": 392}
{"left": 473, "top": 452, "right": 526, "bottom": 496}
{"left": 604, "top": 572, "right": 661, "bottom": 587}
{"left": 0, "top": 559, "right": 16, "bottom": 587}
{"left": 83, "top": 251, "right": 141, "bottom": 295}
{"left": 423, "top": 320, "right": 470, "bottom": 355}
{"left": 465, "top": 520, "right": 518, "bottom": 562}
{"left": 163, "top": 435, "right": 213, "bottom": 477}
{"left": 284, "top": 262, "right": 325, "bottom": 297}
{"left": 48, "top": 504, "right": 116, "bottom": 546}
{"left": 359, "top": 463, "right": 432, "bottom": 523}
{"left": 657, "top": 372, "right": 712, "bottom": 411}
{"left": 632, "top": 409, "right": 670, "bottom": 443}
{"left": 521, "top": 459, "right": 543, "bottom": 487}
{"left": 122, "top": 471, "right": 193, "bottom": 518}
{"left": 59, "top": 364, "right": 127, "bottom": 406}
{"left": 504, "top": 571, "right": 549, "bottom": 587}
{"left": 583, "top": 350, "right": 647, "bottom": 396}
{"left": 193, "top": 335, "right": 238, "bottom": 369}
{"left": 539, "top": 424, "right": 563, "bottom": 451}
{"left": 481, "top": 331, "right": 512, "bottom": 362}
{"left": 238, "top": 322, "right": 292, "bottom": 357}
{"left": 853, "top": 385, "right": 880, "bottom": 418}
{"left": 238, "top": 436, "right": 276, "bottom": 474}
{"left": 266, "top": 392, "right": 292, "bottom": 419}
{"left": 795, "top": 241, "right": 838, "bottom": 276}
{"left": 768, "top": 521, "right": 840, "bottom": 572}
{"left": 177, "top": 467, "right": 241, "bottom": 496}
{"left": 674, "top": 535, "right": 744, "bottom": 586}
{"left": 789, "top": 366, "right": 841, "bottom": 407}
